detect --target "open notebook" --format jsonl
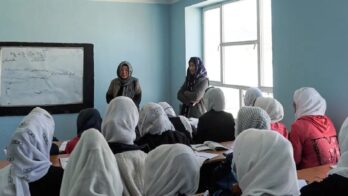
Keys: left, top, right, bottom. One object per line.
{"left": 191, "top": 141, "right": 229, "bottom": 151}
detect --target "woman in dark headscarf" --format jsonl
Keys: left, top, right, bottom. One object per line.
{"left": 177, "top": 57, "right": 209, "bottom": 118}
{"left": 106, "top": 61, "right": 142, "bottom": 108}
{"left": 64, "top": 108, "right": 102, "bottom": 154}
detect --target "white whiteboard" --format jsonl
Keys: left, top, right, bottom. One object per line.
{"left": 0, "top": 47, "right": 83, "bottom": 106}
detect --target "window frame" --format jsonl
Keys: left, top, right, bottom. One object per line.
{"left": 203, "top": 0, "right": 273, "bottom": 111}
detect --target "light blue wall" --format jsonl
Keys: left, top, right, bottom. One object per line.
{"left": 171, "top": 0, "right": 348, "bottom": 131}
{"left": 0, "top": 0, "right": 170, "bottom": 159}
{"left": 272, "top": 0, "right": 348, "bottom": 129}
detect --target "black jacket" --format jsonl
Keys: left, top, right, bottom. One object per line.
{"left": 196, "top": 110, "right": 235, "bottom": 143}
{"left": 135, "top": 130, "right": 191, "bottom": 153}
{"left": 29, "top": 166, "right": 64, "bottom": 196}
{"left": 300, "top": 174, "right": 348, "bottom": 196}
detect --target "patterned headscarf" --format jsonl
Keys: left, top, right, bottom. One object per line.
{"left": 138, "top": 103, "right": 175, "bottom": 137}
{"left": 254, "top": 97, "right": 284, "bottom": 123}
{"left": 76, "top": 108, "right": 102, "bottom": 136}
{"left": 244, "top": 87, "right": 263, "bottom": 106}
{"left": 102, "top": 96, "right": 139, "bottom": 145}
{"left": 144, "top": 144, "right": 202, "bottom": 196}
{"left": 236, "top": 106, "right": 271, "bottom": 136}
{"left": 293, "top": 87, "right": 326, "bottom": 119}
{"left": 232, "top": 129, "right": 299, "bottom": 196}
{"left": 185, "top": 57, "right": 207, "bottom": 91}
{"left": 1, "top": 107, "right": 54, "bottom": 196}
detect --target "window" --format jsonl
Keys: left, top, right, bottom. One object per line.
{"left": 203, "top": 0, "right": 273, "bottom": 117}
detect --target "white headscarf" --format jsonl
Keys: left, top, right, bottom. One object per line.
{"left": 203, "top": 87, "right": 225, "bottom": 112}
{"left": 329, "top": 117, "right": 348, "bottom": 178}
{"left": 254, "top": 97, "right": 284, "bottom": 123}
{"left": 244, "top": 87, "right": 262, "bottom": 106}
{"left": 158, "top": 102, "right": 193, "bottom": 137}
{"left": 232, "top": 129, "right": 299, "bottom": 196}
{"left": 293, "top": 87, "right": 326, "bottom": 119}
{"left": 158, "top": 102, "right": 177, "bottom": 117}
{"left": 236, "top": 106, "right": 271, "bottom": 137}
{"left": 138, "top": 103, "right": 175, "bottom": 137}
{"left": 0, "top": 107, "right": 54, "bottom": 196}
{"left": 60, "top": 129, "right": 123, "bottom": 196}
{"left": 144, "top": 144, "right": 202, "bottom": 196}
{"left": 102, "top": 96, "right": 138, "bottom": 144}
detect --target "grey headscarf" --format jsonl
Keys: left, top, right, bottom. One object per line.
{"left": 236, "top": 106, "right": 271, "bottom": 136}
{"left": 203, "top": 87, "right": 225, "bottom": 112}
{"left": 244, "top": 87, "right": 263, "bottom": 106}
{"left": 254, "top": 97, "right": 284, "bottom": 123}
{"left": 116, "top": 61, "right": 137, "bottom": 98}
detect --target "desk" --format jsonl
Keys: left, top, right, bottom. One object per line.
{"left": 297, "top": 164, "right": 331, "bottom": 183}
{"left": 0, "top": 154, "right": 69, "bottom": 169}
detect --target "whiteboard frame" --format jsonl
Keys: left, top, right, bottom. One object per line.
{"left": 0, "top": 42, "right": 94, "bottom": 116}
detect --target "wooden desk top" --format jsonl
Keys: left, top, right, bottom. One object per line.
{"left": 0, "top": 154, "right": 69, "bottom": 170}
{"left": 297, "top": 164, "right": 331, "bottom": 183}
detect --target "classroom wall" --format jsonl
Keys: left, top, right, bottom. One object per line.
{"left": 170, "top": 0, "right": 348, "bottom": 131}
{"left": 272, "top": 0, "right": 348, "bottom": 129}
{"left": 0, "top": 0, "right": 170, "bottom": 159}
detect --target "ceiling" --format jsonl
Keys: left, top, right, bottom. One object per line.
{"left": 90, "top": 0, "right": 179, "bottom": 4}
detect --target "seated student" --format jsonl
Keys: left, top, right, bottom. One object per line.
{"left": 254, "top": 97, "right": 289, "bottom": 139}
{"left": 244, "top": 87, "right": 263, "bottom": 106}
{"left": 64, "top": 108, "right": 102, "bottom": 154}
{"left": 102, "top": 96, "right": 146, "bottom": 196}
{"left": 235, "top": 106, "right": 271, "bottom": 137}
{"left": 0, "top": 107, "right": 64, "bottom": 196}
{"left": 144, "top": 144, "right": 203, "bottom": 196}
{"left": 60, "top": 129, "right": 123, "bottom": 196}
{"left": 135, "top": 103, "right": 191, "bottom": 152}
{"left": 158, "top": 101, "right": 193, "bottom": 139}
{"left": 290, "top": 87, "right": 340, "bottom": 169}
{"left": 232, "top": 129, "right": 299, "bottom": 196}
{"left": 196, "top": 87, "right": 235, "bottom": 143}
{"left": 300, "top": 117, "right": 348, "bottom": 195}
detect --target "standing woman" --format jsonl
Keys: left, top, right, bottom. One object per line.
{"left": 177, "top": 57, "right": 209, "bottom": 118}
{"left": 106, "top": 61, "right": 142, "bottom": 108}
{"left": 289, "top": 87, "right": 340, "bottom": 169}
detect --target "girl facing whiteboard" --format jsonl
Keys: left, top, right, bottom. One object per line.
{"left": 106, "top": 61, "right": 142, "bottom": 108}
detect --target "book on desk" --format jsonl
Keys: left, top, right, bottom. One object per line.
{"left": 191, "top": 141, "right": 229, "bottom": 151}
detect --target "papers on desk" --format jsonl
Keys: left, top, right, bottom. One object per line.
{"left": 194, "top": 151, "right": 219, "bottom": 160}
{"left": 191, "top": 141, "right": 229, "bottom": 151}
{"left": 59, "top": 141, "right": 68, "bottom": 152}
{"left": 59, "top": 157, "right": 69, "bottom": 169}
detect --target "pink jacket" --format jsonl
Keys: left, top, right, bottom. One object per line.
{"left": 290, "top": 115, "right": 340, "bottom": 169}
{"left": 271, "top": 122, "right": 288, "bottom": 139}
